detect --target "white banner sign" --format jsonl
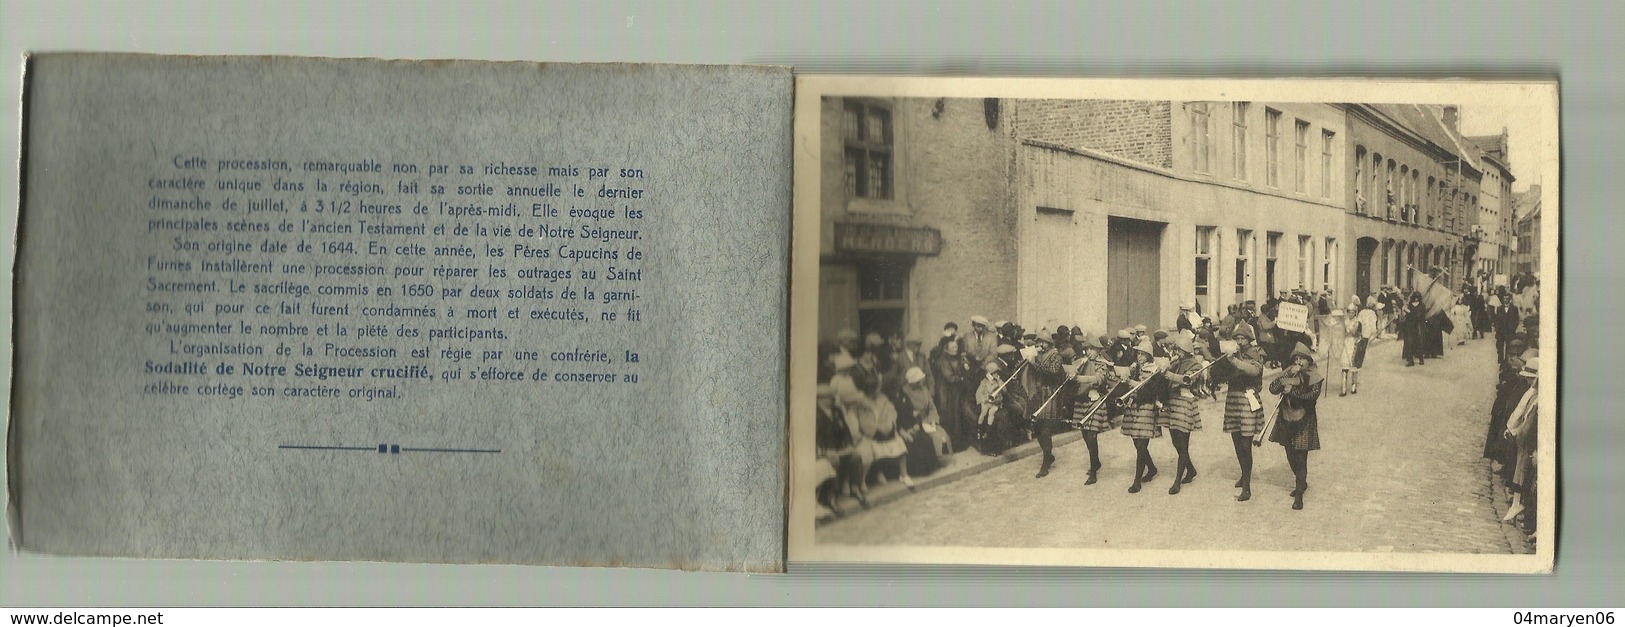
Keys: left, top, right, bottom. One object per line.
{"left": 1276, "top": 302, "right": 1309, "bottom": 333}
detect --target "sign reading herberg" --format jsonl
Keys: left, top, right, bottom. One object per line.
{"left": 834, "top": 222, "right": 942, "bottom": 256}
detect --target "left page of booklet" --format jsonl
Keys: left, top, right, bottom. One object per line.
{"left": 9, "top": 54, "right": 790, "bottom": 572}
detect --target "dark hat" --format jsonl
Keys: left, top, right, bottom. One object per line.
{"left": 1153, "top": 330, "right": 1169, "bottom": 340}
{"left": 1290, "top": 342, "right": 1315, "bottom": 363}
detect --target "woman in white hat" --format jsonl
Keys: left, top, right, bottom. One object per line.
{"left": 1268, "top": 342, "right": 1324, "bottom": 510}
{"left": 900, "top": 366, "right": 952, "bottom": 476}
{"left": 1337, "top": 303, "right": 1363, "bottom": 396}
{"left": 1118, "top": 339, "right": 1166, "bottom": 494}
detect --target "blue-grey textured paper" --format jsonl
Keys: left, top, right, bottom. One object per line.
{"left": 10, "top": 54, "right": 788, "bottom": 572}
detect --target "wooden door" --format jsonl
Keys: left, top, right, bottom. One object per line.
{"left": 1107, "top": 217, "right": 1163, "bottom": 332}
{"left": 1356, "top": 237, "right": 1377, "bottom": 301}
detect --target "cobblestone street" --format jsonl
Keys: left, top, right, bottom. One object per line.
{"left": 819, "top": 336, "right": 1523, "bottom": 554}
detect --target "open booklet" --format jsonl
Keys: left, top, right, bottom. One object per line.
{"left": 9, "top": 55, "right": 1558, "bottom": 573}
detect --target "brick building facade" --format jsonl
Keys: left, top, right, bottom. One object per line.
{"left": 1467, "top": 129, "right": 1516, "bottom": 284}
{"left": 1511, "top": 185, "right": 1542, "bottom": 277}
{"left": 817, "top": 97, "right": 1491, "bottom": 344}
{"left": 818, "top": 96, "right": 1348, "bottom": 341}
{"left": 1343, "top": 104, "right": 1481, "bottom": 300}
{"left": 817, "top": 97, "right": 1020, "bottom": 341}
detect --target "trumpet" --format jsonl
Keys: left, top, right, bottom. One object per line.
{"left": 1252, "top": 404, "right": 1280, "bottom": 447}
{"left": 1032, "top": 378, "right": 1073, "bottom": 419}
{"left": 1112, "top": 364, "right": 1164, "bottom": 404}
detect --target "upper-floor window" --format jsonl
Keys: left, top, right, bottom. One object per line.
{"left": 1231, "top": 103, "right": 1248, "bottom": 180}
{"left": 1353, "top": 146, "right": 1367, "bottom": 213}
{"left": 1294, "top": 120, "right": 1310, "bottom": 193}
{"left": 1191, "top": 102, "right": 1212, "bottom": 174}
{"left": 1265, "top": 109, "right": 1282, "bottom": 187}
{"left": 842, "top": 100, "right": 893, "bottom": 200}
{"left": 1320, "top": 130, "right": 1335, "bottom": 198}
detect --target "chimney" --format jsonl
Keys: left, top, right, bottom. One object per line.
{"left": 1442, "top": 106, "right": 1459, "bottom": 134}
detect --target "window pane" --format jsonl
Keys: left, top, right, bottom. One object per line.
{"left": 866, "top": 108, "right": 890, "bottom": 144}
{"left": 845, "top": 147, "right": 865, "bottom": 198}
{"left": 867, "top": 151, "right": 890, "bottom": 199}
{"left": 843, "top": 102, "right": 862, "bottom": 141}
{"left": 1233, "top": 103, "right": 1248, "bottom": 180}
{"left": 859, "top": 268, "right": 882, "bottom": 300}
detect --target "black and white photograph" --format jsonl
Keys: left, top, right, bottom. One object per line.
{"left": 788, "top": 78, "right": 1558, "bottom": 572}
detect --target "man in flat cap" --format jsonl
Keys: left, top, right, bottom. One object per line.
{"left": 964, "top": 315, "right": 998, "bottom": 373}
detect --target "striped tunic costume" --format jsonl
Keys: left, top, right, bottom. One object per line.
{"left": 1119, "top": 365, "right": 1165, "bottom": 439}
{"left": 1222, "top": 346, "right": 1267, "bottom": 436}
{"left": 1159, "top": 355, "right": 1206, "bottom": 433}
{"left": 1070, "top": 358, "right": 1118, "bottom": 432}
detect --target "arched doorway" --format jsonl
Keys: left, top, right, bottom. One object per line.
{"left": 1356, "top": 237, "right": 1380, "bottom": 300}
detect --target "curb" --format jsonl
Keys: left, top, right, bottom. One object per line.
{"left": 816, "top": 430, "right": 1083, "bottom": 525}
{"left": 1485, "top": 460, "right": 1536, "bottom": 554}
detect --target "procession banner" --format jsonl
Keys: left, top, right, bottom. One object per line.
{"left": 1275, "top": 302, "right": 1309, "bottom": 333}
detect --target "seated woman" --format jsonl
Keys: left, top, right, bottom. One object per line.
{"left": 848, "top": 367, "right": 911, "bottom": 489}
{"left": 897, "top": 366, "right": 952, "bottom": 478}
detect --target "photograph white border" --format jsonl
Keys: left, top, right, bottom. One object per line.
{"left": 787, "top": 76, "right": 1558, "bottom": 573}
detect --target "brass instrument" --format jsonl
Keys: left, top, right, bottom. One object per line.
{"left": 986, "top": 360, "right": 1028, "bottom": 400}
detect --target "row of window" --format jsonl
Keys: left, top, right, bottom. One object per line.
{"left": 1374, "top": 240, "right": 1456, "bottom": 292}
{"left": 1352, "top": 146, "right": 1476, "bottom": 233}
{"left": 1189, "top": 103, "right": 1335, "bottom": 199}
{"left": 840, "top": 99, "right": 1482, "bottom": 239}
{"left": 1193, "top": 226, "right": 1338, "bottom": 314}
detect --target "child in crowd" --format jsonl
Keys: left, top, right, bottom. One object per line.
{"left": 975, "top": 361, "right": 1003, "bottom": 436}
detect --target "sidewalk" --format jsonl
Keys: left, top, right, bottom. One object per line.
{"left": 816, "top": 359, "right": 1297, "bottom": 525}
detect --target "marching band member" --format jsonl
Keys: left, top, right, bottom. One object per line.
{"left": 1118, "top": 339, "right": 1166, "bottom": 494}
{"left": 1268, "top": 343, "right": 1324, "bottom": 510}
{"left": 991, "top": 344, "right": 1029, "bottom": 457}
{"left": 1070, "top": 332, "right": 1115, "bottom": 485}
{"left": 1028, "top": 333, "right": 1069, "bottom": 479}
{"left": 1219, "top": 323, "right": 1266, "bottom": 502}
{"left": 1159, "top": 336, "right": 1207, "bottom": 494}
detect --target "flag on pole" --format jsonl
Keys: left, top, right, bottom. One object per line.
{"left": 1411, "top": 266, "right": 1455, "bottom": 318}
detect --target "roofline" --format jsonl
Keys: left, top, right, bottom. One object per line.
{"left": 1346, "top": 104, "right": 1482, "bottom": 178}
